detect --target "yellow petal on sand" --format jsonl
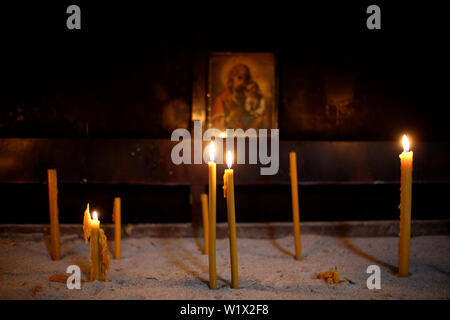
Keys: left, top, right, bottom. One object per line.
{"left": 82, "top": 203, "right": 92, "bottom": 244}
{"left": 124, "top": 224, "right": 133, "bottom": 236}
{"left": 317, "top": 270, "right": 339, "bottom": 284}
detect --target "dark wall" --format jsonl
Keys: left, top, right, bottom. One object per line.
{"left": 1, "top": 10, "right": 192, "bottom": 138}
{"left": 1, "top": 182, "right": 448, "bottom": 224}
{"left": 1, "top": 2, "right": 447, "bottom": 141}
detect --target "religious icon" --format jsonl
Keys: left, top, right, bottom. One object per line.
{"left": 208, "top": 52, "right": 277, "bottom": 131}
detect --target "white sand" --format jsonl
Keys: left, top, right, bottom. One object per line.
{"left": 1, "top": 232, "right": 449, "bottom": 300}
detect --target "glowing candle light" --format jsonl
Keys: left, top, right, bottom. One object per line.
{"left": 83, "top": 204, "right": 111, "bottom": 281}
{"left": 226, "top": 150, "right": 232, "bottom": 169}
{"left": 223, "top": 151, "right": 239, "bottom": 288}
{"left": 402, "top": 134, "right": 410, "bottom": 152}
{"left": 207, "top": 142, "right": 217, "bottom": 289}
{"left": 398, "top": 135, "right": 413, "bottom": 277}
{"left": 219, "top": 131, "right": 227, "bottom": 139}
{"left": 209, "top": 140, "right": 215, "bottom": 162}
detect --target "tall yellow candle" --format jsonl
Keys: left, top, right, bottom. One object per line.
{"left": 83, "top": 204, "right": 111, "bottom": 281}
{"left": 113, "top": 197, "right": 121, "bottom": 259}
{"left": 289, "top": 152, "right": 302, "bottom": 260}
{"left": 223, "top": 151, "right": 239, "bottom": 289}
{"left": 200, "top": 193, "right": 209, "bottom": 255}
{"left": 47, "top": 169, "right": 61, "bottom": 260}
{"left": 208, "top": 142, "right": 217, "bottom": 289}
{"left": 398, "top": 135, "right": 413, "bottom": 277}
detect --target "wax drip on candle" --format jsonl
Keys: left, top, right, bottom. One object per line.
{"left": 402, "top": 134, "right": 410, "bottom": 152}
{"left": 83, "top": 204, "right": 91, "bottom": 243}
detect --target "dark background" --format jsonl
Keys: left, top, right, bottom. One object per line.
{"left": 0, "top": 2, "right": 448, "bottom": 223}
{"left": 1, "top": 1, "right": 447, "bottom": 141}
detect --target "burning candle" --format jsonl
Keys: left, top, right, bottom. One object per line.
{"left": 289, "top": 152, "right": 302, "bottom": 260}
{"left": 223, "top": 151, "right": 239, "bottom": 289}
{"left": 83, "top": 204, "right": 111, "bottom": 281}
{"left": 398, "top": 135, "right": 413, "bottom": 277}
{"left": 208, "top": 142, "right": 217, "bottom": 289}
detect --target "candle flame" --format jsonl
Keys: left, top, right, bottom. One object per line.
{"left": 92, "top": 211, "right": 98, "bottom": 221}
{"left": 219, "top": 131, "right": 227, "bottom": 138}
{"left": 402, "top": 134, "right": 410, "bottom": 152}
{"left": 226, "top": 151, "right": 233, "bottom": 169}
{"left": 209, "top": 141, "right": 215, "bottom": 162}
